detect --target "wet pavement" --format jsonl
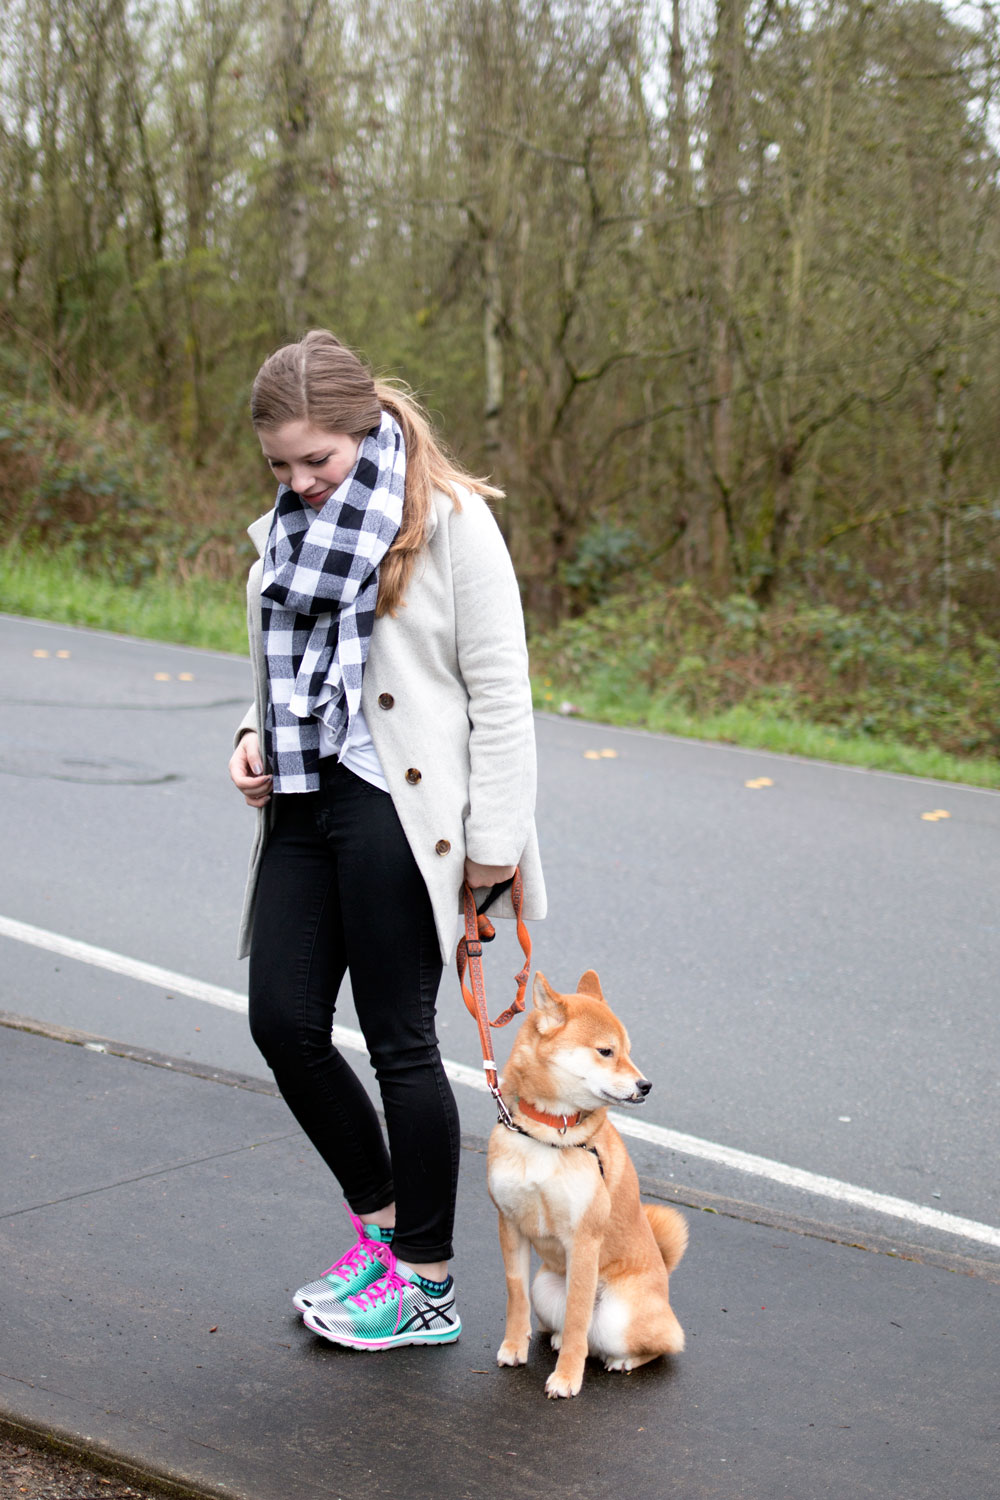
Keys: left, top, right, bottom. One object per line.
{"left": 1, "top": 1018, "right": 997, "bottom": 1500}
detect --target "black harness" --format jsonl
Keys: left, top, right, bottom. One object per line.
{"left": 506, "top": 1118, "right": 605, "bottom": 1179}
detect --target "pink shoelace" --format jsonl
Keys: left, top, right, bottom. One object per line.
{"left": 327, "top": 1239, "right": 374, "bottom": 1280}
{"left": 349, "top": 1251, "right": 408, "bottom": 1331}
{"left": 323, "top": 1212, "right": 386, "bottom": 1280}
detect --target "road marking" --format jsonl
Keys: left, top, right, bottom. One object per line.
{"left": 0, "top": 915, "right": 249, "bottom": 1014}
{"left": 2, "top": 911, "right": 998, "bottom": 1251}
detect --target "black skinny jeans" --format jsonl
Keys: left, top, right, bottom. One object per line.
{"left": 248, "top": 760, "right": 460, "bottom": 1264}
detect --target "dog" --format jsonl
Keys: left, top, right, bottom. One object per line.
{"left": 487, "top": 969, "right": 687, "bottom": 1399}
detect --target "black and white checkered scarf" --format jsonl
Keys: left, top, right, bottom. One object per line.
{"left": 260, "top": 409, "right": 405, "bottom": 793}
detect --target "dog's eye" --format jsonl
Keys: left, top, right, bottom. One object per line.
{"left": 596, "top": 1047, "right": 614, "bottom": 1058}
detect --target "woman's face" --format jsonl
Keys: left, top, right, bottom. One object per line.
{"left": 258, "top": 420, "right": 361, "bottom": 508}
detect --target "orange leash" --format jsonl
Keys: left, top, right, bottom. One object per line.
{"left": 455, "top": 868, "right": 531, "bottom": 1128}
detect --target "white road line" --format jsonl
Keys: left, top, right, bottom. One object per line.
{"left": 3, "top": 912, "right": 998, "bottom": 1251}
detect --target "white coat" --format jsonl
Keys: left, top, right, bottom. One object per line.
{"left": 235, "top": 485, "right": 546, "bottom": 962}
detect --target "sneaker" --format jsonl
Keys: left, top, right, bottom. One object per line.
{"left": 292, "top": 1210, "right": 394, "bottom": 1314}
{"left": 302, "top": 1254, "right": 461, "bottom": 1350}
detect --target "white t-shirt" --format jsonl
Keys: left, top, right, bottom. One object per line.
{"left": 317, "top": 705, "right": 389, "bottom": 792}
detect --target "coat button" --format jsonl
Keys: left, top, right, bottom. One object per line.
{"left": 405, "top": 768, "right": 422, "bottom": 785}
{"left": 435, "top": 839, "right": 451, "bottom": 856}
{"left": 378, "top": 692, "right": 394, "bottom": 709}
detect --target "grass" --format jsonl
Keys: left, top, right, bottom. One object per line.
{"left": 3, "top": 543, "right": 998, "bottom": 789}
{"left": 532, "top": 680, "right": 1000, "bottom": 789}
{"left": 528, "top": 579, "right": 1000, "bottom": 790}
{"left": 0, "top": 544, "right": 247, "bottom": 655}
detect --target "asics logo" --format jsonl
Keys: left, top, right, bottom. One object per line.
{"left": 398, "top": 1298, "right": 457, "bottom": 1335}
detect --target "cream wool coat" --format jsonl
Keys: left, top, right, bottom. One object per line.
{"left": 235, "top": 485, "right": 546, "bottom": 962}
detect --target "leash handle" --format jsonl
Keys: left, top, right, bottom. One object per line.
{"left": 455, "top": 867, "right": 531, "bottom": 1128}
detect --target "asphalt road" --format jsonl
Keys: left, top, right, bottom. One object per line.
{"left": 1, "top": 611, "right": 998, "bottom": 1263}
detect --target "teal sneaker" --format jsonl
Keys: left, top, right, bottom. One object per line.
{"left": 292, "top": 1210, "right": 394, "bottom": 1314}
{"left": 302, "top": 1254, "right": 461, "bottom": 1349}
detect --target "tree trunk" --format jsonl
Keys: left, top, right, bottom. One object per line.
{"left": 276, "top": 0, "right": 316, "bottom": 339}
{"left": 705, "top": 0, "right": 745, "bottom": 593}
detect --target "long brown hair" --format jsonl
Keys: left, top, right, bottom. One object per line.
{"left": 250, "top": 330, "right": 502, "bottom": 615}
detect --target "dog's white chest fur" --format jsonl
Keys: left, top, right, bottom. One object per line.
{"left": 489, "top": 1130, "right": 601, "bottom": 1240}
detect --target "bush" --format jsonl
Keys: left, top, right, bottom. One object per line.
{"left": 529, "top": 582, "right": 1000, "bottom": 759}
{"left": 0, "top": 394, "right": 254, "bottom": 585}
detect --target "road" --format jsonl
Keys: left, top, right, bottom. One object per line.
{"left": 1, "top": 611, "right": 998, "bottom": 1263}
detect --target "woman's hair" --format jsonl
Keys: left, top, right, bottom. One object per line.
{"left": 251, "top": 329, "right": 503, "bottom": 615}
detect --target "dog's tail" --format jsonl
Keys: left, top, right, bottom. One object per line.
{"left": 643, "top": 1203, "right": 688, "bottom": 1273}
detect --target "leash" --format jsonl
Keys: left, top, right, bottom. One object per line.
{"left": 454, "top": 874, "right": 605, "bottom": 1175}
{"left": 455, "top": 868, "right": 531, "bottom": 1129}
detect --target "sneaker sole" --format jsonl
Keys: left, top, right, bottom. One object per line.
{"left": 302, "top": 1314, "right": 461, "bottom": 1350}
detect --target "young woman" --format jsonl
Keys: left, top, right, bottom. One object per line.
{"left": 229, "top": 330, "right": 545, "bottom": 1350}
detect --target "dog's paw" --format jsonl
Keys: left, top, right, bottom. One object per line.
{"left": 545, "top": 1367, "right": 583, "bottom": 1399}
{"left": 603, "top": 1356, "right": 636, "bottom": 1373}
{"left": 549, "top": 1330, "right": 563, "bottom": 1351}
{"left": 497, "top": 1338, "right": 529, "bottom": 1367}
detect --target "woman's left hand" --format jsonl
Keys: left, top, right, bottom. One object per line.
{"left": 464, "top": 858, "right": 516, "bottom": 889}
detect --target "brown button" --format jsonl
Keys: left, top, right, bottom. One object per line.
{"left": 378, "top": 692, "right": 394, "bottom": 710}
{"left": 405, "top": 767, "right": 422, "bottom": 785}
{"left": 435, "top": 839, "right": 451, "bottom": 856}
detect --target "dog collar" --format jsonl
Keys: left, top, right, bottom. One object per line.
{"left": 516, "top": 1099, "right": 583, "bottom": 1134}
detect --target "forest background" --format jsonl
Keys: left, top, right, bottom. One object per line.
{"left": 2, "top": 0, "right": 1000, "bottom": 785}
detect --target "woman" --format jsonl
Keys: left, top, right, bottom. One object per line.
{"left": 229, "top": 330, "right": 545, "bottom": 1351}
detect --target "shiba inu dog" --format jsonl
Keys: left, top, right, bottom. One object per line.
{"left": 487, "top": 970, "right": 687, "bottom": 1399}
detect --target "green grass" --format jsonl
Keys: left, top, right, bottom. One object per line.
{"left": 532, "top": 679, "right": 1000, "bottom": 789}
{"left": 529, "top": 579, "right": 1000, "bottom": 790}
{"left": 3, "top": 543, "right": 998, "bottom": 789}
{"left": 0, "top": 544, "right": 247, "bottom": 655}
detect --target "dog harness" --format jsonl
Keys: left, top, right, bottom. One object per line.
{"left": 506, "top": 1110, "right": 606, "bottom": 1179}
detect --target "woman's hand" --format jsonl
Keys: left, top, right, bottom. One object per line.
{"left": 464, "top": 858, "right": 516, "bottom": 889}
{"left": 229, "top": 731, "right": 273, "bottom": 808}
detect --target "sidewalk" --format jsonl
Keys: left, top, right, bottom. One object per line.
{"left": 1, "top": 1019, "right": 996, "bottom": 1500}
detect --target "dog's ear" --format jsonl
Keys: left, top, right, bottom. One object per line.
{"left": 532, "top": 972, "right": 567, "bottom": 1032}
{"left": 576, "top": 970, "right": 605, "bottom": 1003}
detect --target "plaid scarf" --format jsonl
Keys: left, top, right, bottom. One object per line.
{"left": 260, "top": 410, "right": 405, "bottom": 793}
